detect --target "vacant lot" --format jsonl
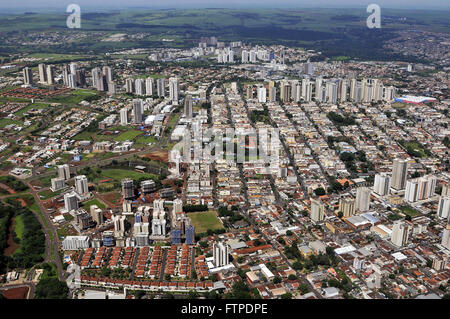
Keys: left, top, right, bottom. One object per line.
{"left": 114, "top": 129, "right": 143, "bottom": 142}
{"left": 101, "top": 169, "right": 158, "bottom": 181}
{"left": 188, "top": 211, "right": 224, "bottom": 235}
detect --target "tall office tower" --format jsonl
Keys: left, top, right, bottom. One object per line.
{"left": 64, "top": 192, "right": 79, "bottom": 212}
{"left": 120, "top": 108, "right": 128, "bottom": 125}
{"left": 339, "top": 198, "right": 356, "bottom": 217}
{"left": 58, "top": 164, "right": 71, "bottom": 180}
{"left": 121, "top": 179, "right": 134, "bottom": 199}
{"left": 442, "top": 225, "right": 450, "bottom": 250}
{"left": 157, "top": 78, "right": 165, "bottom": 97}
{"left": 280, "top": 81, "right": 291, "bottom": 103}
{"left": 391, "top": 221, "right": 410, "bottom": 247}
{"left": 76, "top": 69, "right": 86, "bottom": 87}
{"left": 213, "top": 242, "right": 230, "bottom": 267}
{"left": 23, "top": 67, "right": 33, "bottom": 85}
{"left": 125, "top": 78, "right": 134, "bottom": 94}
{"left": 90, "top": 205, "right": 104, "bottom": 225}
{"left": 74, "top": 175, "right": 89, "bottom": 195}
{"left": 241, "top": 50, "right": 249, "bottom": 63}
{"left": 437, "top": 196, "right": 450, "bottom": 219}
{"left": 257, "top": 86, "right": 267, "bottom": 103}
{"left": 391, "top": 159, "right": 409, "bottom": 190}
{"left": 442, "top": 184, "right": 450, "bottom": 197}
{"left": 355, "top": 187, "right": 371, "bottom": 212}
{"left": 102, "top": 66, "right": 113, "bottom": 82}
{"left": 268, "top": 85, "right": 276, "bottom": 102}
{"left": 135, "top": 78, "right": 145, "bottom": 96}
{"left": 169, "top": 77, "right": 180, "bottom": 102}
{"left": 311, "top": 199, "right": 325, "bottom": 222}
{"left": 184, "top": 95, "right": 193, "bottom": 119}
{"left": 339, "top": 80, "right": 348, "bottom": 102}
{"left": 113, "top": 215, "right": 126, "bottom": 238}
{"left": 68, "top": 74, "right": 77, "bottom": 89}
{"left": 69, "top": 62, "right": 77, "bottom": 75}
{"left": 46, "top": 65, "right": 55, "bottom": 85}
{"left": 405, "top": 175, "right": 437, "bottom": 203}
{"left": 38, "top": 64, "right": 47, "bottom": 83}
{"left": 325, "top": 81, "right": 338, "bottom": 104}
{"left": 132, "top": 99, "right": 143, "bottom": 123}
{"left": 373, "top": 173, "right": 391, "bottom": 196}
{"left": 145, "top": 77, "right": 155, "bottom": 96}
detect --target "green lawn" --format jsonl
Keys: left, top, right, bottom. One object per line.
{"left": 82, "top": 198, "right": 107, "bottom": 210}
{"left": 0, "top": 118, "right": 23, "bottom": 128}
{"left": 100, "top": 169, "right": 158, "bottom": 181}
{"left": 399, "top": 205, "right": 421, "bottom": 217}
{"left": 188, "top": 211, "right": 224, "bottom": 235}
{"left": 47, "top": 89, "right": 100, "bottom": 104}
{"left": 38, "top": 189, "right": 64, "bottom": 200}
{"left": 12, "top": 214, "right": 25, "bottom": 254}
{"left": 72, "top": 130, "right": 95, "bottom": 141}
{"left": 135, "top": 135, "right": 158, "bottom": 144}
{"left": 114, "top": 129, "right": 143, "bottom": 142}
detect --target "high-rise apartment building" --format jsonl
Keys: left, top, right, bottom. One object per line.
{"left": 391, "top": 159, "right": 409, "bottom": 190}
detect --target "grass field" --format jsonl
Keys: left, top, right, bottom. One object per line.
{"left": 100, "top": 169, "right": 158, "bottom": 181}
{"left": 82, "top": 198, "right": 107, "bottom": 210}
{"left": 38, "top": 189, "right": 64, "bottom": 200}
{"left": 12, "top": 214, "right": 25, "bottom": 254}
{"left": 135, "top": 135, "right": 158, "bottom": 145}
{"left": 72, "top": 130, "right": 95, "bottom": 141}
{"left": 114, "top": 129, "right": 143, "bottom": 142}
{"left": 399, "top": 205, "right": 421, "bottom": 217}
{"left": 188, "top": 211, "right": 224, "bottom": 235}
{"left": 46, "top": 89, "right": 100, "bottom": 104}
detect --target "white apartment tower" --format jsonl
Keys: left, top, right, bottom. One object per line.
{"left": 74, "top": 175, "right": 89, "bottom": 195}
{"left": 311, "top": 199, "right": 325, "bottom": 222}
{"left": 391, "top": 221, "right": 410, "bottom": 247}
{"left": 356, "top": 187, "right": 371, "bottom": 212}
{"left": 213, "top": 242, "right": 230, "bottom": 267}
{"left": 374, "top": 173, "right": 391, "bottom": 196}
{"left": 391, "top": 159, "right": 409, "bottom": 190}
{"left": 169, "top": 77, "right": 180, "bottom": 102}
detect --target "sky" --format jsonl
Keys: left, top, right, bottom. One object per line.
{"left": 0, "top": 0, "right": 449, "bottom": 11}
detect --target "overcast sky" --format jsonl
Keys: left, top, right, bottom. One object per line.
{"left": 0, "top": 0, "right": 449, "bottom": 10}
